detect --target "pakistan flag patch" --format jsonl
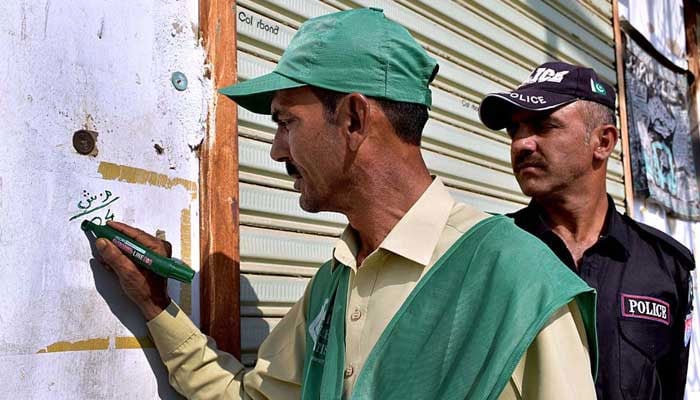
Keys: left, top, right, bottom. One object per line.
{"left": 590, "top": 79, "right": 607, "bottom": 95}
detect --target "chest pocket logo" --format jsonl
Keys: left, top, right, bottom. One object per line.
{"left": 621, "top": 293, "right": 671, "bottom": 325}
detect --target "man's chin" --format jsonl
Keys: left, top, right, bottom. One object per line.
{"left": 517, "top": 181, "right": 548, "bottom": 199}
{"left": 298, "top": 195, "right": 321, "bottom": 213}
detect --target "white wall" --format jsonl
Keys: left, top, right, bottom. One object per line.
{"left": 0, "top": 1, "right": 209, "bottom": 398}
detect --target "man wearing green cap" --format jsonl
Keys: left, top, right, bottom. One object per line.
{"left": 96, "top": 8, "right": 598, "bottom": 399}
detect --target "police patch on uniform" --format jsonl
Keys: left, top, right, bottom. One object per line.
{"left": 621, "top": 293, "right": 671, "bottom": 325}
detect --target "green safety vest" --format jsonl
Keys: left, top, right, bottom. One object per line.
{"left": 301, "top": 215, "right": 597, "bottom": 400}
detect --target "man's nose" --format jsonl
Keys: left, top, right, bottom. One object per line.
{"left": 510, "top": 128, "right": 537, "bottom": 153}
{"left": 270, "top": 131, "right": 289, "bottom": 162}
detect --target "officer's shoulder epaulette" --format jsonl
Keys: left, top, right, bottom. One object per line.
{"left": 622, "top": 214, "right": 695, "bottom": 271}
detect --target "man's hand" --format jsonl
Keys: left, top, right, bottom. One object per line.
{"left": 95, "top": 221, "right": 171, "bottom": 320}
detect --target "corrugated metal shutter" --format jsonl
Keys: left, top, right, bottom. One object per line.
{"left": 235, "top": 0, "right": 620, "bottom": 365}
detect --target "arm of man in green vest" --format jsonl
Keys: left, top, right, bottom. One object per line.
{"left": 94, "top": 221, "right": 309, "bottom": 399}
{"left": 146, "top": 297, "right": 308, "bottom": 399}
{"left": 96, "top": 225, "right": 596, "bottom": 399}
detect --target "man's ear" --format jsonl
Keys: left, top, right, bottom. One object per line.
{"left": 592, "top": 125, "right": 619, "bottom": 161}
{"left": 336, "top": 93, "right": 371, "bottom": 152}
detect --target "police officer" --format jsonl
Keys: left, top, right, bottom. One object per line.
{"left": 479, "top": 61, "right": 695, "bottom": 399}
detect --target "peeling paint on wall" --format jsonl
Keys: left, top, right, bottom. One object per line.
{"left": 114, "top": 336, "right": 155, "bottom": 350}
{"left": 36, "top": 336, "right": 155, "bottom": 354}
{"left": 98, "top": 161, "right": 197, "bottom": 199}
{"left": 180, "top": 207, "right": 193, "bottom": 315}
{"left": 37, "top": 338, "right": 110, "bottom": 353}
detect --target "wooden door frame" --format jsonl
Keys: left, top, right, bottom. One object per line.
{"left": 612, "top": 0, "right": 636, "bottom": 217}
{"left": 199, "top": 0, "right": 240, "bottom": 358}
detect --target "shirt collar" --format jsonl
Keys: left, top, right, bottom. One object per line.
{"left": 333, "top": 228, "right": 359, "bottom": 270}
{"left": 332, "top": 177, "right": 455, "bottom": 270}
{"left": 519, "top": 195, "right": 630, "bottom": 257}
{"left": 599, "top": 195, "right": 630, "bottom": 255}
{"left": 516, "top": 200, "right": 551, "bottom": 237}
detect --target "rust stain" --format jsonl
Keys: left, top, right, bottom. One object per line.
{"left": 97, "top": 161, "right": 197, "bottom": 199}
{"left": 37, "top": 336, "right": 154, "bottom": 353}
{"left": 180, "top": 207, "right": 192, "bottom": 315}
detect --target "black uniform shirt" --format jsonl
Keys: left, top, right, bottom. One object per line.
{"left": 510, "top": 196, "right": 695, "bottom": 400}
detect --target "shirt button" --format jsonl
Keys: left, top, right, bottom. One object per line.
{"left": 350, "top": 308, "right": 362, "bottom": 321}
{"left": 344, "top": 365, "right": 354, "bottom": 378}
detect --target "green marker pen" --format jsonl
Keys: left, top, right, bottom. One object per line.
{"left": 82, "top": 220, "right": 195, "bottom": 283}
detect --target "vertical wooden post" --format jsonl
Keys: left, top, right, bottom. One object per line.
{"left": 199, "top": 0, "right": 240, "bottom": 357}
{"left": 612, "top": 0, "right": 636, "bottom": 217}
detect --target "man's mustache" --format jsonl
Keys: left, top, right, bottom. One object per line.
{"left": 286, "top": 162, "right": 300, "bottom": 177}
{"left": 513, "top": 153, "right": 546, "bottom": 172}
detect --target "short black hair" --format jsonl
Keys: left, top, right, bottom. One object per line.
{"left": 310, "top": 86, "right": 428, "bottom": 146}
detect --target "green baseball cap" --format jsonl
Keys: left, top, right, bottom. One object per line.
{"left": 219, "top": 7, "right": 439, "bottom": 114}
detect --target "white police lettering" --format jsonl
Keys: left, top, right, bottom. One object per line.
{"left": 622, "top": 293, "right": 670, "bottom": 325}
{"left": 521, "top": 68, "right": 571, "bottom": 85}
{"left": 509, "top": 92, "right": 547, "bottom": 104}
{"left": 628, "top": 299, "right": 667, "bottom": 319}
{"left": 550, "top": 70, "right": 570, "bottom": 83}
{"left": 539, "top": 69, "right": 555, "bottom": 81}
